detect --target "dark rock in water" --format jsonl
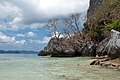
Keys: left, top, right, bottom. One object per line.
{"left": 96, "top": 29, "right": 120, "bottom": 59}
{"left": 38, "top": 50, "right": 49, "bottom": 56}
{"left": 51, "top": 48, "right": 76, "bottom": 57}
{"left": 64, "top": 49, "right": 75, "bottom": 55}
{"left": 38, "top": 36, "right": 96, "bottom": 57}
{"left": 90, "top": 60, "right": 97, "bottom": 65}
{"left": 38, "top": 37, "right": 77, "bottom": 57}
{"left": 51, "top": 53, "right": 75, "bottom": 57}
{"left": 90, "top": 58, "right": 120, "bottom": 70}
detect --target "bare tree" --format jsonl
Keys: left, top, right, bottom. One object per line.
{"left": 62, "top": 29, "right": 72, "bottom": 39}
{"left": 63, "top": 13, "right": 84, "bottom": 40}
{"left": 45, "top": 18, "right": 61, "bottom": 38}
{"left": 64, "top": 13, "right": 81, "bottom": 33}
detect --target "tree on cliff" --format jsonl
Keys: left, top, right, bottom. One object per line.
{"left": 45, "top": 18, "right": 61, "bottom": 38}
{"left": 64, "top": 13, "right": 81, "bottom": 33}
{"left": 85, "top": 0, "right": 120, "bottom": 43}
{"left": 63, "top": 13, "right": 84, "bottom": 40}
{"left": 45, "top": 13, "right": 83, "bottom": 39}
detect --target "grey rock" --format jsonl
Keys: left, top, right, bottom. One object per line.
{"left": 76, "top": 42, "right": 96, "bottom": 57}
{"left": 64, "top": 49, "right": 75, "bottom": 54}
{"left": 38, "top": 50, "right": 49, "bottom": 56}
{"left": 97, "top": 29, "right": 120, "bottom": 59}
{"left": 96, "top": 38, "right": 109, "bottom": 56}
{"left": 87, "top": 0, "right": 106, "bottom": 18}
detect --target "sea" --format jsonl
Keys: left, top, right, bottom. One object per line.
{"left": 0, "top": 53, "right": 120, "bottom": 80}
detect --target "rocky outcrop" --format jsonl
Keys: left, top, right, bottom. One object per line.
{"left": 74, "top": 41, "right": 96, "bottom": 57}
{"left": 38, "top": 50, "right": 50, "bottom": 56}
{"left": 90, "top": 57, "right": 120, "bottom": 70}
{"left": 106, "top": 30, "right": 120, "bottom": 58}
{"left": 38, "top": 0, "right": 120, "bottom": 59}
{"left": 38, "top": 36, "right": 96, "bottom": 57}
{"left": 87, "top": 0, "right": 106, "bottom": 18}
{"left": 96, "top": 38, "right": 109, "bottom": 56}
{"left": 97, "top": 29, "right": 120, "bottom": 59}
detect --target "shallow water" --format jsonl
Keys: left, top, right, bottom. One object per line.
{"left": 0, "top": 54, "right": 120, "bottom": 80}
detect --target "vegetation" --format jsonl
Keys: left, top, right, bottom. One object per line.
{"left": 85, "top": 0, "right": 120, "bottom": 42}
{"left": 45, "top": 18, "right": 61, "bottom": 38}
{"left": 45, "top": 13, "right": 84, "bottom": 51}
{"left": 64, "top": 13, "right": 81, "bottom": 33}
{"left": 45, "top": 0, "right": 120, "bottom": 44}
{"left": 45, "top": 13, "right": 82, "bottom": 38}
{"left": 105, "top": 19, "right": 120, "bottom": 31}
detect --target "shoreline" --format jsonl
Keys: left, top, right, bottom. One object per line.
{"left": 90, "top": 57, "right": 120, "bottom": 70}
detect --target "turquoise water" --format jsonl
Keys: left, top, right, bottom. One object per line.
{"left": 0, "top": 54, "right": 120, "bottom": 80}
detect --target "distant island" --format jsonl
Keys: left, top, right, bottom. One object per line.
{"left": 0, "top": 50, "right": 38, "bottom": 54}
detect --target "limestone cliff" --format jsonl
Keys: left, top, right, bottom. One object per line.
{"left": 97, "top": 29, "right": 120, "bottom": 58}
{"left": 85, "top": 0, "right": 120, "bottom": 43}
{"left": 38, "top": 0, "right": 120, "bottom": 58}
{"left": 87, "top": 0, "right": 106, "bottom": 18}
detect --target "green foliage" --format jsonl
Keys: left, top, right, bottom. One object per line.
{"left": 83, "top": 22, "right": 88, "bottom": 28}
{"left": 87, "top": 0, "right": 120, "bottom": 28}
{"left": 90, "top": 19, "right": 120, "bottom": 42}
{"left": 85, "top": 0, "right": 120, "bottom": 42}
{"left": 105, "top": 20, "right": 120, "bottom": 31}
{"left": 83, "top": 22, "right": 89, "bottom": 31}
{"left": 90, "top": 26, "right": 103, "bottom": 42}
{"left": 93, "top": 26, "right": 103, "bottom": 33}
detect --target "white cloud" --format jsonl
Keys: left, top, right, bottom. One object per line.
{"left": 42, "top": 37, "right": 51, "bottom": 43}
{"left": 15, "top": 40, "right": 26, "bottom": 46}
{"left": 29, "top": 36, "right": 51, "bottom": 44}
{"left": 26, "top": 32, "right": 36, "bottom": 37}
{"left": 16, "top": 33, "right": 25, "bottom": 37}
{"left": 29, "top": 31, "right": 64, "bottom": 44}
{"left": 0, "top": 0, "right": 89, "bottom": 30}
{"left": 0, "top": 1, "right": 21, "bottom": 18}
{"left": 16, "top": 32, "right": 36, "bottom": 37}
{"left": 0, "top": 31, "right": 15, "bottom": 44}
{"left": 29, "top": 23, "right": 45, "bottom": 29}
{"left": 0, "top": 31, "right": 26, "bottom": 46}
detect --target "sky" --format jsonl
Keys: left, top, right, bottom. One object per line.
{"left": 0, "top": 0, "right": 89, "bottom": 51}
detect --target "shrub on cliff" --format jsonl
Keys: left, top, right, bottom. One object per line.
{"left": 86, "top": 0, "right": 120, "bottom": 42}
{"left": 104, "top": 20, "right": 120, "bottom": 31}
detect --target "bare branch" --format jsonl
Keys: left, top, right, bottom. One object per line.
{"left": 45, "top": 18, "right": 60, "bottom": 38}
{"left": 64, "top": 13, "right": 81, "bottom": 33}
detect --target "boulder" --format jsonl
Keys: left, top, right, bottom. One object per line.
{"left": 96, "top": 38, "right": 109, "bottom": 56}
{"left": 96, "top": 29, "right": 120, "bottom": 59}
{"left": 64, "top": 49, "right": 75, "bottom": 54}
{"left": 106, "top": 30, "right": 120, "bottom": 58}
{"left": 38, "top": 50, "right": 49, "bottom": 56}
{"left": 51, "top": 49, "right": 76, "bottom": 57}
{"left": 76, "top": 42, "right": 96, "bottom": 57}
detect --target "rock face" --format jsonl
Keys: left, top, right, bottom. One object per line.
{"left": 38, "top": 37, "right": 75, "bottom": 57}
{"left": 106, "top": 30, "right": 120, "bottom": 58}
{"left": 38, "top": 0, "right": 120, "bottom": 59}
{"left": 74, "top": 42, "right": 96, "bottom": 57}
{"left": 87, "top": 0, "right": 106, "bottom": 18}
{"left": 97, "top": 29, "right": 120, "bottom": 59}
{"left": 38, "top": 36, "right": 96, "bottom": 57}
{"left": 96, "top": 38, "right": 109, "bottom": 56}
